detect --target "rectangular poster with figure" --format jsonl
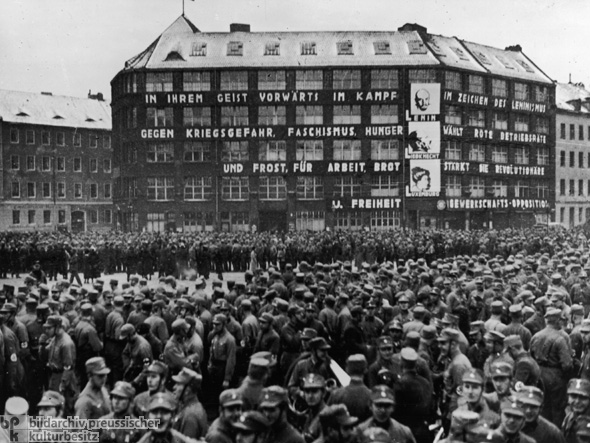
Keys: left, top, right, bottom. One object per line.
{"left": 405, "top": 121, "right": 440, "bottom": 159}
{"left": 406, "top": 159, "right": 441, "bottom": 197}
{"left": 410, "top": 83, "right": 441, "bottom": 116}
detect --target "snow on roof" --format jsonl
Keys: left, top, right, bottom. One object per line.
{"left": 556, "top": 82, "right": 590, "bottom": 113}
{"left": 0, "top": 90, "right": 111, "bottom": 129}
{"left": 424, "top": 34, "right": 486, "bottom": 73}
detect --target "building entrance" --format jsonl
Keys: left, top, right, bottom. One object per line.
{"left": 259, "top": 211, "right": 286, "bottom": 232}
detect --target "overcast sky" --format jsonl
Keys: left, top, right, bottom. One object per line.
{"left": 0, "top": 0, "right": 587, "bottom": 102}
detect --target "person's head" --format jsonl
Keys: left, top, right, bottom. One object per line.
{"left": 319, "top": 404, "right": 358, "bottom": 443}
{"left": 37, "top": 391, "right": 64, "bottom": 418}
{"left": 119, "top": 323, "right": 136, "bottom": 344}
{"left": 345, "top": 354, "right": 368, "bottom": 379}
{"left": 147, "top": 393, "right": 176, "bottom": 434}
{"left": 437, "top": 328, "right": 460, "bottom": 355}
{"left": 581, "top": 320, "right": 590, "bottom": 345}
{"left": 370, "top": 385, "right": 395, "bottom": 423}
{"left": 503, "top": 335, "right": 524, "bottom": 359}
{"left": 259, "top": 313, "right": 273, "bottom": 332}
{"left": 146, "top": 361, "right": 168, "bottom": 393}
{"left": 232, "top": 411, "right": 270, "bottom": 443}
{"left": 377, "top": 336, "right": 395, "bottom": 362}
{"left": 500, "top": 402, "right": 525, "bottom": 435}
{"left": 448, "top": 410, "right": 480, "bottom": 439}
{"left": 461, "top": 370, "right": 484, "bottom": 405}
{"left": 544, "top": 308, "right": 562, "bottom": 326}
{"left": 516, "top": 386, "right": 543, "bottom": 424}
{"left": 110, "top": 381, "right": 135, "bottom": 415}
{"left": 567, "top": 379, "right": 590, "bottom": 415}
{"left": 171, "top": 318, "right": 190, "bottom": 341}
{"left": 484, "top": 331, "right": 505, "bottom": 354}
{"left": 42, "top": 315, "right": 62, "bottom": 338}
{"left": 172, "top": 368, "right": 202, "bottom": 403}
{"left": 490, "top": 361, "right": 513, "bottom": 396}
{"left": 411, "top": 167, "right": 431, "bottom": 190}
{"left": 398, "top": 295, "right": 410, "bottom": 312}
{"left": 85, "top": 357, "right": 110, "bottom": 389}
{"left": 301, "top": 373, "right": 326, "bottom": 408}
{"left": 259, "top": 386, "right": 288, "bottom": 426}
{"left": 309, "top": 337, "right": 331, "bottom": 363}
{"left": 219, "top": 389, "right": 244, "bottom": 424}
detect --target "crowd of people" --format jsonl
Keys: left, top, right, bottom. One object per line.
{"left": 1, "top": 226, "right": 590, "bottom": 443}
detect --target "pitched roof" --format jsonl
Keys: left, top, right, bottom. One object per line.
{"left": 0, "top": 90, "right": 111, "bottom": 129}
{"left": 556, "top": 82, "right": 590, "bottom": 113}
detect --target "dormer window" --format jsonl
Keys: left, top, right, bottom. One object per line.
{"left": 408, "top": 40, "right": 427, "bottom": 54}
{"left": 301, "top": 42, "right": 317, "bottom": 55}
{"left": 516, "top": 59, "right": 535, "bottom": 73}
{"left": 227, "top": 41, "right": 243, "bottom": 56}
{"left": 165, "top": 51, "right": 185, "bottom": 61}
{"left": 191, "top": 42, "right": 207, "bottom": 57}
{"left": 428, "top": 40, "right": 446, "bottom": 57}
{"left": 337, "top": 40, "right": 354, "bottom": 55}
{"left": 495, "top": 54, "right": 515, "bottom": 70}
{"left": 450, "top": 46, "right": 469, "bottom": 61}
{"left": 473, "top": 50, "right": 492, "bottom": 65}
{"left": 265, "top": 42, "right": 280, "bottom": 56}
{"left": 373, "top": 41, "right": 391, "bottom": 55}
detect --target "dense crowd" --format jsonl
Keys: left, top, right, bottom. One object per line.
{"left": 1, "top": 226, "right": 590, "bottom": 443}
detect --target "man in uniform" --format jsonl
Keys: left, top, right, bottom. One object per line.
{"left": 208, "top": 314, "right": 237, "bottom": 408}
{"left": 503, "top": 335, "right": 541, "bottom": 388}
{"left": 456, "top": 369, "right": 501, "bottom": 429}
{"left": 171, "top": 367, "right": 208, "bottom": 440}
{"left": 517, "top": 385, "right": 565, "bottom": 443}
{"left": 104, "top": 295, "right": 127, "bottom": 386}
{"left": 206, "top": 389, "right": 243, "bottom": 443}
{"left": 236, "top": 357, "right": 270, "bottom": 411}
{"left": 259, "top": 386, "right": 304, "bottom": 443}
{"left": 483, "top": 361, "right": 516, "bottom": 414}
{"left": 300, "top": 373, "right": 327, "bottom": 443}
{"left": 137, "top": 392, "right": 198, "bottom": 443}
{"left": 164, "top": 319, "right": 199, "bottom": 379}
{"left": 133, "top": 361, "right": 169, "bottom": 417}
{"left": 75, "top": 356, "right": 112, "bottom": 419}
{"left": 120, "top": 323, "right": 153, "bottom": 383}
{"left": 0, "top": 303, "right": 25, "bottom": 399}
{"left": 253, "top": 312, "right": 280, "bottom": 359}
{"left": 562, "top": 378, "right": 590, "bottom": 443}
{"left": 73, "top": 303, "right": 103, "bottom": 387}
{"left": 316, "top": 404, "right": 359, "bottom": 443}
{"left": 99, "top": 381, "right": 141, "bottom": 443}
{"left": 491, "top": 401, "right": 535, "bottom": 443}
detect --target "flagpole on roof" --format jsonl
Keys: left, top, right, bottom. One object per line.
{"left": 182, "top": 0, "right": 185, "bottom": 16}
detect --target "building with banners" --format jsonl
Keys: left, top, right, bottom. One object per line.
{"left": 0, "top": 90, "right": 113, "bottom": 232}
{"left": 111, "top": 18, "right": 554, "bottom": 232}
{"left": 555, "top": 82, "right": 590, "bottom": 228}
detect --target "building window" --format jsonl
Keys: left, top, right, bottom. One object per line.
{"left": 467, "top": 109, "right": 485, "bottom": 127}
{"left": 296, "top": 70, "right": 323, "bottom": 90}
{"left": 444, "top": 105, "right": 462, "bottom": 125}
{"left": 468, "top": 75, "right": 484, "bottom": 94}
{"left": 296, "top": 140, "right": 323, "bottom": 160}
{"left": 515, "top": 146, "right": 529, "bottom": 165}
{"left": 536, "top": 117, "right": 549, "bottom": 134}
{"left": 258, "top": 106, "right": 286, "bottom": 125}
{"left": 371, "top": 69, "right": 399, "bottom": 89}
{"left": 333, "top": 70, "right": 361, "bottom": 89}
{"left": 446, "top": 175, "right": 462, "bottom": 197}
{"left": 57, "top": 182, "right": 65, "bottom": 198}
{"left": 183, "top": 212, "right": 214, "bottom": 232}
{"left": 533, "top": 181, "right": 548, "bottom": 199}
{"left": 371, "top": 140, "right": 399, "bottom": 160}
{"left": 89, "top": 158, "right": 98, "bottom": 172}
{"left": 103, "top": 159, "right": 111, "bottom": 173}
{"left": 42, "top": 131, "right": 50, "bottom": 145}
{"left": 73, "top": 132, "right": 81, "bottom": 147}
{"left": 12, "top": 211, "right": 20, "bottom": 225}
{"left": 534, "top": 85, "right": 548, "bottom": 102}
{"left": 184, "top": 176, "right": 212, "bottom": 201}
{"left": 334, "top": 176, "right": 361, "bottom": 197}
{"left": 221, "top": 212, "right": 250, "bottom": 232}
{"left": 537, "top": 147, "right": 548, "bottom": 166}
{"left": 55, "top": 131, "right": 65, "bottom": 146}
{"left": 10, "top": 156, "right": 19, "bottom": 170}
{"left": 258, "top": 141, "right": 286, "bottom": 161}
{"left": 104, "top": 183, "right": 112, "bottom": 199}
{"left": 258, "top": 71, "right": 286, "bottom": 90}
{"left": 26, "top": 130, "right": 35, "bottom": 144}
{"left": 296, "top": 211, "right": 325, "bottom": 231}
{"left": 26, "top": 156, "right": 35, "bottom": 171}
{"left": 445, "top": 71, "right": 462, "bottom": 90}
{"left": 103, "top": 209, "right": 112, "bottom": 224}
{"left": 493, "top": 112, "right": 508, "bottom": 130}
{"left": 560, "top": 123, "right": 566, "bottom": 139}
{"left": 147, "top": 177, "right": 174, "bottom": 201}
{"left": 515, "top": 180, "right": 530, "bottom": 198}
{"left": 333, "top": 105, "right": 361, "bottom": 124}
{"left": 10, "top": 128, "right": 19, "bottom": 143}
{"left": 27, "top": 182, "right": 36, "bottom": 198}
{"left": 42, "top": 182, "right": 51, "bottom": 198}
{"left": 41, "top": 156, "right": 51, "bottom": 172}
{"left": 74, "top": 157, "right": 82, "bottom": 172}
{"left": 333, "top": 140, "right": 361, "bottom": 160}
{"left": 371, "top": 175, "right": 399, "bottom": 196}
{"left": 147, "top": 107, "right": 174, "bottom": 127}
{"left": 491, "top": 146, "right": 508, "bottom": 163}
{"left": 492, "top": 79, "right": 507, "bottom": 97}
{"left": 445, "top": 141, "right": 462, "bottom": 160}
{"left": 492, "top": 179, "right": 508, "bottom": 197}
{"left": 408, "top": 69, "right": 436, "bottom": 83}
{"left": 296, "top": 106, "right": 323, "bottom": 125}
{"left": 183, "top": 107, "right": 211, "bottom": 126}
{"left": 183, "top": 72, "right": 211, "bottom": 91}
{"left": 146, "top": 72, "right": 173, "bottom": 92}
{"left": 147, "top": 143, "right": 174, "bottom": 163}
{"left": 297, "top": 176, "right": 324, "bottom": 200}
{"left": 87, "top": 183, "right": 97, "bottom": 199}
{"left": 581, "top": 152, "right": 585, "bottom": 169}
{"left": 221, "top": 177, "right": 249, "bottom": 200}
{"left": 580, "top": 179, "right": 585, "bottom": 196}
{"left": 124, "top": 73, "right": 138, "bottom": 93}
{"left": 300, "top": 42, "right": 317, "bottom": 55}
{"left": 28, "top": 210, "right": 35, "bottom": 225}
{"left": 221, "top": 106, "right": 249, "bottom": 126}
{"left": 370, "top": 211, "right": 400, "bottom": 230}
{"left": 571, "top": 124, "right": 576, "bottom": 140}
{"left": 220, "top": 71, "right": 248, "bottom": 90}
{"left": 514, "top": 82, "right": 529, "bottom": 100}
{"left": 468, "top": 143, "right": 485, "bottom": 162}
{"left": 570, "top": 151, "right": 575, "bottom": 168}
{"left": 226, "top": 41, "right": 243, "bottom": 56}
{"left": 580, "top": 125, "right": 585, "bottom": 140}
{"left": 221, "top": 141, "right": 249, "bottom": 161}
{"left": 570, "top": 179, "right": 575, "bottom": 196}
{"left": 469, "top": 176, "right": 485, "bottom": 198}
{"left": 560, "top": 151, "right": 566, "bottom": 167}
{"left": 146, "top": 213, "right": 166, "bottom": 232}
{"left": 371, "top": 105, "right": 398, "bottom": 124}
{"left": 334, "top": 212, "right": 363, "bottom": 231}
{"left": 337, "top": 40, "right": 354, "bottom": 55}
{"left": 11, "top": 181, "right": 20, "bottom": 198}
{"left": 184, "top": 141, "right": 212, "bottom": 162}
{"left": 560, "top": 208, "right": 565, "bottom": 223}
{"left": 514, "top": 114, "right": 529, "bottom": 132}
{"left": 55, "top": 157, "right": 65, "bottom": 171}
{"left": 259, "top": 176, "right": 287, "bottom": 200}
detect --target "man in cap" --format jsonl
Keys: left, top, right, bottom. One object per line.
{"left": 253, "top": 312, "right": 280, "bottom": 358}
{"left": 240, "top": 299, "right": 260, "bottom": 355}
{"left": 259, "top": 386, "right": 304, "bottom": 443}
{"left": 171, "top": 368, "right": 208, "bottom": 439}
{"left": 137, "top": 392, "right": 196, "bottom": 443}
{"left": 208, "top": 314, "right": 237, "bottom": 407}
{"left": 571, "top": 272, "right": 590, "bottom": 316}
{"left": 563, "top": 379, "right": 590, "bottom": 443}
{"left": 99, "top": 381, "right": 141, "bottom": 443}
{"left": 133, "top": 361, "right": 170, "bottom": 417}
{"left": 288, "top": 337, "right": 333, "bottom": 398}
{"left": 456, "top": 369, "right": 500, "bottom": 429}
{"left": 368, "top": 336, "right": 396, "bottom": 388}
{"left": 75, "top": 356, "right": 112, "bottom": 419}
{"left": 357, "top": 385, "right": 415, "bottom": 443}
{"left": 329, "top": 354, "right": 372, "bottom": 422}
{"left": 280, "top": 305, "right": 305, "bottom": 374}
{"left": 104, "top": 295, "right": 127, "bottom": 386}
{"left": 73, "top": 303, "right": 103, "bottom": 387}
{"left": 236, "top": 357, "right": 270, "bottom": 412}
{"left": 393, "top": 294, "right": 413, "bottom": 326}
{"left": 145, "top": 299, "right": 170, "bottom": 345}
{"left": 483, "top": 361, "right": 516, "bottom": 414}
{"left": 317, "top": 404, "right": 359, "bottom": 443}
{"left": 299, "top": 373, "right": 327, "bottom": 443}
{"left": 517, "top": 386, "right": 565, "bottom": 443}
{"left": 37, "top": 390, "right": 65, "bottom": 419}
{"left": 164, "top": 319, "right": 199, "bottom": 378}
{"left": 482, "top": 330, "right": 513, "bottom": 391}
{"left": 438, "top": 409, "right": 480, "bottom": 443}
{"left": 121, "top": 323, "right": 153, "bottom": 383}
{"left": 206, "top": 389, "right": 243, "bottom": 443}
{"left": 231, "top": 411, "right": 270, "bottom": 443}
{"left": 503, "top": 304, "right": 532, "bottom": 351}
{"left": 503, "top": 334, "right": 541, "bottom": 389}
{"left": 0, "top": 303, "right": 25, "bottom": 400}
{"left": 530, "top": 307, "right": 573, "bottom": 425}
{"left": 343, "top": 305, "right": 369, "bottom": 358}
{"left": 491, "top": 401, "right": 535, "bottom": 443}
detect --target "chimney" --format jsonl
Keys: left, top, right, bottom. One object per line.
{"left": 41, "top": 91, "right": 52, "bottom": 96}
{"left": 230, "top": 23, "right": 250, "bottom": 33}
{"left": 505, "top": 44, "right": 522, "bottom": 52}
{"left": 88, "top": 90, "right": 104, "bottom": 101}
{"left": 397, "top": 23, "right": 427, "bottom": 34}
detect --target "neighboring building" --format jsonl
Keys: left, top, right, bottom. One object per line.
{"left": 111, "top": 17, "right": 554, "bottom": 232}
{"left": 0, "top": 90, "right": 113, "bottom": 232}
{"left": 555, "top": 82, "right": 590, "bottom": 228}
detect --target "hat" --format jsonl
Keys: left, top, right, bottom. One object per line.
{"left": 420, "top": 325, "right": 437, "bottom": 340}
{"left": 388, "top": 321, "right": 403, "bottom": 331}
{"left": 437, "top": 328, "right": 460, "bottom": 342}
{"left": 301, "top": 328, "right": 318, "bottom": 340}
{"left": 400, "top": 347, "right": 418, "bottom": 362}
{"left": 119, "top": 324, "right": 136, "bottom": 340}
{"left": 86, "top": 357, "right": 110, "bottom": 375}
{"left": 462, "top": 369, "right": 484, "bottom": 385}
{"left": 220, "top": 389, "right": 243, "bottom": 407}
{"left": 259, "top": 313, "right": 274, "bottom": 325}
{"left": 581, "top": 319, "right": 590, "bottom": 334}
{"left": 37, "top": 390, "right": 64, "bottom": 408}
{"left": 371, "top": 385, "right": 395, "bottom": 404}
{"left": 484, "top": 330, "right": 506, "bottom": 343}
{"left": 146, "top": 361, "right": 168, "bottom": 376}
{"left": 171, "top": 318, "right": 190, "bottom": 334}
{"left": 503, "top": 335, "right": 523, "bottom": 348}
{"left": 148, "top": 392, "right": 177, "bottom": 412}
{"left": 172, "top": 367, "right": 202, "bottom": 387}
{"left": 260, "top": 386, "right": 288, "bottom": 408}
{"left": 544, "top": 308, "right": 562, "bottom": 318}
{"left": 43, "top": 315, "right": 62, "bottom": 328}
{"left": 502, "top": 401, "right": 524, "bottom": 418}
{"left": 516, "top": 386, "right": 543, "bottom": 407}
{"left": 309, "top": 337, "right": 331, "bottom": 351}
{"left": 377, "top": 336, "right": 394, "bottom": 347}
{"left": 0, "top": 302, "right": 17, "bottom": 313}
{"left": 232, "top": 411, "right": 270, "bottom": 433}
{"left": 442, "top": 313, "right": 459, "bottom": 325}
{"left": 302, "top": 373, "right": 326, "bottom": 389}
{"left": 572, "top": 304, "right": 585, "bottom": 316}
{"left": 360, "top": 427, "right": 391, "bottom": 443}
{"left": 320, "top": 404, "right": 358, "bottom": 426}
{"left": 5, "top": 397, "right": 28, "bottom": 415}
{"left": 490, "top": 361, "right": 513, "bottom": 378}
{"left": 568, "top": 379, "right": 590, "bottom": 397}
{"left": 346, "top": 354, "right": 368, "bottom": 374}
{"left": 111, "top": 381, "right": 136, "bottom": 399}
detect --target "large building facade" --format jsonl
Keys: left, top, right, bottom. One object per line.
{"left": 111, "top": 18, "right": 555, "bottom": 232}
{"left": 0, "top": 90, "right": 113, "bottom": 232}
{"left": 555, "top": 82, "right": 590, "bottom": 228}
